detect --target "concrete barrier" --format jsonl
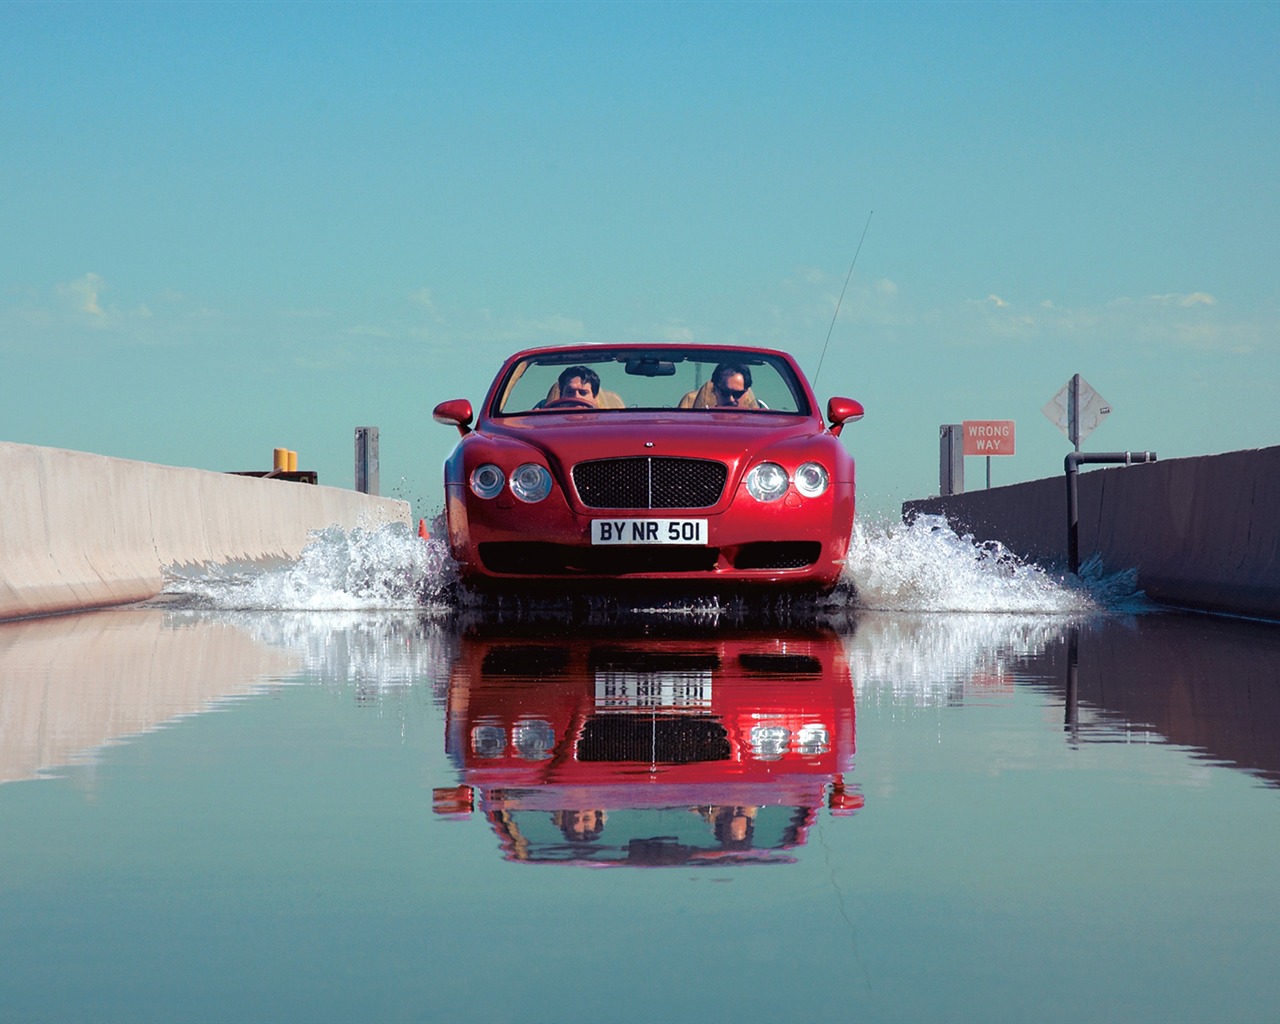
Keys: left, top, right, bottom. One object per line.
{"left": 902, "top": 445, "right": 1280, "bottom": 620}
{"left": 0, "top": 441, "right": 411, "bottom": 621}
{"left": 0, "top": 607, "right": 300, "bottom": 784}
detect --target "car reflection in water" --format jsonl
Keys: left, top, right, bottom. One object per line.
{"left": 433, "top": 628, "right": 860, "bottom": 867}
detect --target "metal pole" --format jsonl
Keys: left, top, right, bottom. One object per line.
{"left": 1064, "top": 450, "right": 1156, "bottom": 573}
{"left": 1066, "top": 455, "right": 1080, "bottom": 571}
{"left": 1069, "top": 373, "right": 1080, "bottom": 452}
{"left": 986, "top": 455, "right": 991, "bottom": 489}
{"left": 1065, "top": 626, "right": 1079, "bottom": 739}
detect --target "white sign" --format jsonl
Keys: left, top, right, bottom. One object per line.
{"left": 591, "top": 518, "right": 708, "bottom": 545}
{"left": 1042, "top": 375, "right": 1111, "bottom": 446}
{"left": 595, "top": 671, "right": 712, "bottom": 710}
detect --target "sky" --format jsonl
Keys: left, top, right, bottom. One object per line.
{"left": 3, "top": 0, "right": 1278, "bottom": 520}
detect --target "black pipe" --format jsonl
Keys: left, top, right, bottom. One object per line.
{"left": 1065, "top": 626, "right": 1079, "bottom": 739}
{"left": 1065, "top": 450, "right": 1156, "bottom": 573}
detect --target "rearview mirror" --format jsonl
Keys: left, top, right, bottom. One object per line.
{"left": 826, "top": 397, "right": 864, "bottom": 436}
{"left": 433, "top": 399, "right": 474, "bottom": 437}
{"left": 624, "top": 358, "right": 676, "bottom": 377}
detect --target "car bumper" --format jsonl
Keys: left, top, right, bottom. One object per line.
{"left": 445, "top": 482, "right": 854, "bottom": 590}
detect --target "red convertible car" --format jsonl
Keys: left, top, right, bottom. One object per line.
{"left": 432, "top": 344, "right": 864, "bottom": 591}
{"left": 432, "top": 627, "right": 863, "bottom": 867}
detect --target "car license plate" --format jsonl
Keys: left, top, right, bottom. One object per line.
{"left": 595, "top": 670, "right": 712, "bottom": 710}
{"left": 591, "top": 518, "right": 708, "bottom": 545}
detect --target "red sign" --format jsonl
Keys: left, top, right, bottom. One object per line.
{"left": 962, "top": 420, "right": 1016, "bottom": 456}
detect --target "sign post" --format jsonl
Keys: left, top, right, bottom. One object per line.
{"left": 961, "top": 420, "right": 1016, "bottom": 488}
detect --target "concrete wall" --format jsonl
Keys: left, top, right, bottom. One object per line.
{"left": 0, "top": 608, "right": 300, "bottom": 784}
{"left": 903, "top": 446, "right": 1280, "bottom": 620}
{"left": 1, "top": 441, "right": 411, "bottom": 621}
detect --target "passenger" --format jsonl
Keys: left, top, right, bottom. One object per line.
{"left": 678, "top": 362, "right": 762, "bottom": 409}
{"left": 710, "top": 805, "right": 758, "bottom": 851}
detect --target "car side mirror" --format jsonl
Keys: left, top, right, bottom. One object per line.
{"left": 826, "top": 397, "right": 865, "bottom": 437}
{"left": 433, "top": 399, "right": 474, "bottom": 437}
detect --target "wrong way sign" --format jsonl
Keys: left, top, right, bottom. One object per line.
{"left": 962, "top": 420, "right": 1015, "bottom": 456}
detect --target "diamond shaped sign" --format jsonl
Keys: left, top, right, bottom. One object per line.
{"left": 1042, "top": 375, "right": 1111, "bottom": 447}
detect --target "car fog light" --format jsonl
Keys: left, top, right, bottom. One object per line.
{"left": 513, "top": 719, "right": 555, "bottom": 760}
{"left": 470, "top": 464, "right": 506, "bottom": 500}
{"left": 750, "top": 724, "right": 791, "bottom": 760}
{"left": 745, "top": 462, "right": 788, "bottom": 502}
{"left": 511, "top": 463, "right": 553, "bottom": 503}
{"left": 471, "top": 724, "right": 506, "bottom": 758}
{"left": 794, "top": 462, "right": 829, "bottom": 498}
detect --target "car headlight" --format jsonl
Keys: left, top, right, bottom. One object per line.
{"left": 796, "top": 723, "right": 830, "bottom": 755}
{"left": 750, "top": 724, "right": 791, "bottom": 760}
{"left": 470, "top": 464, "right": 505, "bottom": 500}
{"left": 745, "top": 462, "right": 788, "bottom": 502}
{"left": 794, "top": 462, "right": 829, "bottom": 498}
{"left": 471, "top": 724, "right": 506, "bottom": 758}
{"left": 513, "top": 719, "right": 555, "bottom": 761}
{"left": 510, "top": 463, "right": 553, "bottom": 503}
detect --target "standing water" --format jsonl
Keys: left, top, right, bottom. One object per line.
{"left": 0, "top": 519, "right": 1277, "bottom": 1023}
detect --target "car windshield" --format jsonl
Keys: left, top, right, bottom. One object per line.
{"left": 493, "top": 349, "right": 809, "bottom": 415}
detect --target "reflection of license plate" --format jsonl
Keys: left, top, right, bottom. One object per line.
{"left": 591, "top": 518, "right": 708, "bottom": 545}
{"left": 595, "top": 671, "right": 712, "bottom": 709}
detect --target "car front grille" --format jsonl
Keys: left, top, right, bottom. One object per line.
{"left": 572, "top": 456, "right": 728, "bottom": 509}
{"left": 577, "top": 715, "right": 731, "bottom": 764}
{"left": 732, "top": 541, "right": 822, "bottom": 570}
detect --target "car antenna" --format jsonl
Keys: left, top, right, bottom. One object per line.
{"left": 813, "top": 210, "right": 873, "bottom": 392}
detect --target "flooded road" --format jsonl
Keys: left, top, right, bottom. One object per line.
{"left": 2, "top": 525, "right": 1279, "bottom": 1023}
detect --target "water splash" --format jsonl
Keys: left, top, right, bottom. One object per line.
{"left": 841, "top": 514, "right": 1140, "bottom": 614}
{"left": 847, "top": 611, "right": 1075, "bottom": 710}
{"left": 163, "top": 608, "right": 457, "bottom": 697}
{"left": 162, "top": 522, "right": 457, "bottom": 612}
{"left": 161, "top": 512, "right": 1148, "bottom": 621}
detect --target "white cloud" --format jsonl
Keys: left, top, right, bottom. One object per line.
{"left": 344, "top": 324, "right": 393, "bottom": 339}
{"left": 60, "top": 272, "right": 106, "bottom": 316}
{"left": 546, "top": 314, "right": 587, "bottom": 338}
{"left": 796, "top": 266, "right": 828, "bottom": 286}
{"left": 410, "top": 287, "right": 441, "bottom": 317}
{"left": 292, "top": 344, "right": 356, "bottom": 371}
{"left": 1148, "top": 292, "right": 1217, "bottom": 308}
{"left": 503, "top": 314, "right": 586, "bottom": 341}
{"left": 934, "top": 285, "right": 1267, "bottom": 355}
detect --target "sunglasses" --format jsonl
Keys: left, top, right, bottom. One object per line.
{"left": 717, "top": 386, "right": 747, "bottom": 400}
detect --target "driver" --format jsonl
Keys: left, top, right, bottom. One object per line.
{"left": 557, "top": 366, "right": 600, "bottom": 406}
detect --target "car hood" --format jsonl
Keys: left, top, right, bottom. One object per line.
{"left": 478, "top": 411, "right": 822, "bottom": 465}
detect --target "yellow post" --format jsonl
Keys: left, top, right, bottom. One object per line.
{"left": 273, "top": 448, "right": 288, "bottom": 472}
{"left": 287, "top": 450, "right": 298, "bottom": 472}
